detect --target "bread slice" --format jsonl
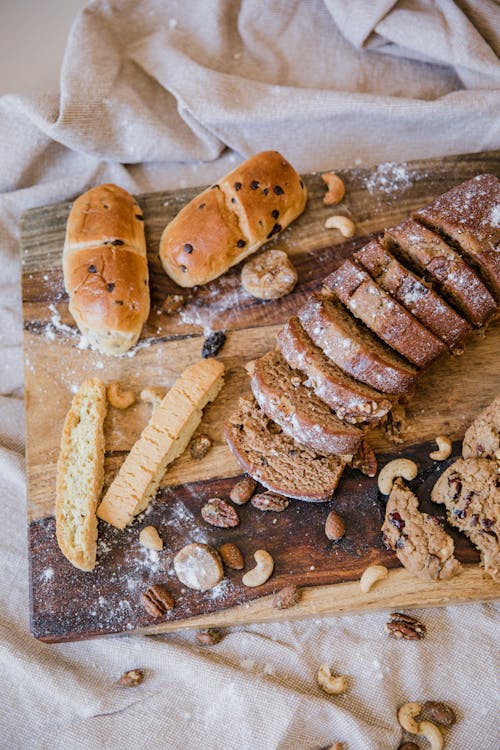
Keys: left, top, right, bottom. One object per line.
{"left": 56, "top": 378, "right": 107, "bottom": 571}
{"left": 225, "top": 396, "right": 346, "bottom": 501}
{"left": 382, "top": 478, "right": 461, "bottom": 581}
{"left": 384, "top": 219, "right": 496, "bottom": 327}
{"left": 462, "top": 395, "right": 500, "bottom": 460}
{"left": 354, "top": 240, "right": 471, "bottom": 352}
{"left": 325, "top": 259, "right": 446, "bottom": 368}
{"left": 299, "top": 293, "right": 418, "bottom": 395}
{"left": 278, "top": 316, "right": 393, "bottom": 423}
{"left": 412, "top": 174, "right": 500, "bottom": 300}
{"left": 248, "top": 350, "right": 362, "bottom": 456}
{"left": 97, "top": 359, "right": 224, "bottom": 529}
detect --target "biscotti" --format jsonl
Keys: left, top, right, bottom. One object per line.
{"left": 277, "top": 316, "right": 393, "bottom": 423}
{"left": 63, "top": 184, "right": 150, "bottom": 355}
{"left": 413, "top": 174, "right": 500, "bottom": 300}
{"left": 382, "top": 478, "right": 461, "bottom": 581}
{"left": 224, "top": 396, "right": 346, "bottom": 501}
{"left": 248, "top": 350, "right": 362, "bottom": 455}
{"left": 97, "top": 359, "right": 225, "bottom": 529}
{"left": 325, "top": 259, "right": 446, "bottom": 368}
{"left": 299, "top": 293, "right": 418, "bottom": 395}
{"left": 384, "top": 219, "right": 497, "bottom": 327}
{"left": 354, "top": 240, "right": 471, "bottom": 352}
{"left": 159, "top": 151, "right": 307, "bottom": 287}
{"left": 431, "top": 458, "right": 499, "bottom": 581}
{"left": 462, "top": 394, "right": 500, "bottom": 460}
{"left": 56, "top": 378, "right": 107, "bottom": 571}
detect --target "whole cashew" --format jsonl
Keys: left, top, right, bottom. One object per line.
{"left": 418, "top": 721, "right": 444, "bottom": 750}
{"left": 107, "top": 382, "right": 136, "bottom": 409}
{"left": 140, "top": 387, "right": 166, "bottom": 406}
{"left": 324, "top": 215, "right": 355, "bottom": 238}
{"left": 398, "top": 702, "right": 423, "bottom": 734}
{"left": 241, "top": 550, "right": 274, "bottom": 587}
{"left": 377, "top": 458, "right": 418, "bottom": 495}
{"left": 429, "top": 435, "right": 452, "bottom": 461}
{"left": 359, "top": 564, "right": 388, "bottom": 594}
{"left": 317, "top": 664, "right": 348, "bottom": 695}
{"left": 321, "top": 172, "right": 346, "bottom": 206}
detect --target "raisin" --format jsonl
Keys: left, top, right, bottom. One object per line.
{"left": 184, "top": 243, "right": 194, "bottom": 253}
{"left": 111, "top": 239, "right": 124, "bottom": 245}
{"left": 271, "top": 209, "right": 279, "bottom": 219}
{"left": 106, "top": 283, "right": 115, "bottom": 292}
{"left": 201, "top": 331, "right": 226, "bottom": 358}
{"left": 88, "top": 265, "right": 97, "bottom": 273}
{"left": 250, "top": 180, "right": 259, "bottom": 190}
{"left": 231, "top": 197, "right": 236, "bottom": 203}
{"left": 273, "top": 185, "right": 284, "bottom": 195}
{"left": 234, "top": 181, "right": 242, "bottom": 191}
{"left": 180, "top": 265, "right": 187, "bottom": 272}
{"left": 135, "top": 214, "right": 144, "bottom": 220}
{"left": 114, "top": 300, "right": 124, "bottom": 305}
{"left": 262, "top": 187, "right": 269, "bottom": 195}
{"left": 237, "top": 239, "right": 246, "bottom": 248}
{"left": 299, "top": 179, "right": 304, "bottom": 188}
{"left": 198, "top": 202, "right": 206, "bottom": 209}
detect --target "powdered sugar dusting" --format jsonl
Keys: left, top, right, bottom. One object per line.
{"left": 490, "top": 203, "right": 500, "bottom": 228}
{"left": 365, "top": 162, "right": 412, "bottom": 196}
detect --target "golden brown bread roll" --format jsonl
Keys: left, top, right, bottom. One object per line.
{"left": 159, "top": 151, "right": 307, "bottom": 287}
{"left": 63, "top": 184, "right": 150, "bottom": 355}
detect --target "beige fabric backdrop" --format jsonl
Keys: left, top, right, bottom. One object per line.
{"left": 1, "top": 1, "right": 499, "bottom": 748}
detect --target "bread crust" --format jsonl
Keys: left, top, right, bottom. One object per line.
{"left": 159, "top": 151, "right": 307, "bottom": 287}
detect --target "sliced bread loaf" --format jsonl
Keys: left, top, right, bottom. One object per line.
{"left": 325, "top": 259, "right": 446, "bottom": 368}
{"left": 225, "top": 396, "right": 346, "bottom": 501}
{"left": 56, "top": 378, "right": 107, "bottom": 571}
{"left": 413, "top": 174, "right": 500, "bottom": 300}
{"left": 354, "top": 239, "right": 471, "bottom": 352}
{"left": 298, "top": 293, "right": 418, "bottom": 395}
{"left": 248, "top": 350, "right": 362, "bottom": 455}
{"left": 384, "top": 219, "right": 496, "bottom": 327}
{"left": 277, "top": 316, "right": 393, "bottom": 423}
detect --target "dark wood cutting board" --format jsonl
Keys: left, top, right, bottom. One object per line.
{"left": 22, "top": 151, "right": 500, "bottom": 643}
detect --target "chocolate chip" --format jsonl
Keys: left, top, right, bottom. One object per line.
{"left": 262, "top": 187, "right": 269, "bottom": 195}
{"left": 135, "top": 214, "right": 144, "bottom": 220}
{"left": 266, "top": 223, "right": 282, "bottom": 239}
{"left": 231, "top": 197, "right": 236, "bottom": 203}
{"left": 273, "top": 185, "right": 284, "bottom": 195}
{"left": 250, "top": 180, "right": 259, "bottom": 190}
{"left": 180, "top": 265, "right": 187, "bottom": 272}
{"left": 234, "top": 181, "right": 242, "bottom": 191}
{"left": 111, "top": 239, "right": 124, "bottom": 245}
{"left": 106, "top": 283, "right": 115, "bottom": 292}
{"left": 184, "top": 243, "right": 194, "bottom": 254}
{"left": 198, "top": 202, "right": 206, "bottom": 209}
{"left": 271, "top": 209, "right": 279, "bottom": 219}
{"left": 88, "top": 265, "right": 97, "bottom": 273}
{"left": 115, "top": 300, "right": 124, "bottom": 305}
{"left": 300, "top": 179, "right": 304, "bottom": 188}
{"left": 237, "top": 239, "right": 246, "bottom": 248}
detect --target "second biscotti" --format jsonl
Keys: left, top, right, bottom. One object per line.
{"left": 159, "top": 151, "right": 307, "bottom": 287}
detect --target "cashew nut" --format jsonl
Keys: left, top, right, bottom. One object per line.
{"left": 241, "top": 549, "right": 274, "bottom": 587}
{"left": 321, "top": 172, "right": 346, "bottom": 206}
{"left": 359, "top": 564, "right": 388, "bottom": 594}
{"left": 107, "top": 382, "right": 136, "bottom": 409}
{"left": 324, "top": 215, "right": 355, "bottom": 238}
{"left": 317, "top": 664, "right": 348, "bottom": 695}
{"left": 418, "top": 721, "right": 444, "bottom": 750}
{"left": 377, "top": 458, "right": 418, "bottom": 495}
{"left": 139, "top": 525, "right": 163, "bottom": 551}
{"left": 398, "top": 702, "right": 422, "bottom": 734}
{"left": 429, "top": 435, "right": 452, "bottom": 461}
{"left": 140, "top": 387, "right": 166, "bottom": 406}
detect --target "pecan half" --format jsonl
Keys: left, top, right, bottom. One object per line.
{"left": 141, "top": 585, "right": 175, "bottom": 617}
{"left": 421, "top": 701, "right": 456, "bottom": 727}
{"left": 351, "top": 439, "right": 378, "bottom": 477}
{"left": 201, "top": 498, "right": 239, "bottom": 528}
{"left": 272, "top": 584, "right": 302, "bottom": 609}
{"left": 116, "top": 669, "right": 145, "bottom": 687}
{"left": 251, "top": 492, "right": 289, "bottom": 512}
{"left": 229, "top": 476, "right": 257, "bottom": 505}
{"left": 386, "top": 612, "right": 426, "bottom": 640}
{"left": 219, "top": 542, "right": 244, "bottom": 569}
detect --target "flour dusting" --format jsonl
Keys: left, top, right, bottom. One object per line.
{"left": 365, "top": 162, "right": 412, "bottom": 196}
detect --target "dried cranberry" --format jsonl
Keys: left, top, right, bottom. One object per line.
{"left": 201, "top": 331, "right": 226, "bottom": 358}
{"left": 481, "top": 518, "right": 494, "bottom": 530}
{"left": 389, "top": 512, "right": 405, "bottom": 530}
{"left": 447, "top": 475, "right": 462, "bottom": 500}
{"left": 470, "top": 514, "right": 479, "bottom": 527}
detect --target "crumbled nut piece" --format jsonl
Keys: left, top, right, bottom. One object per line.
{"left": 241, "top": 249, "right": 298, "bottom": 300}
{"left": 141, "top": 585, "right": 175, "bottom": 617}
{"left": 219, "top": 542, "right": 244, "bottom": 570}
{"left": 359, "top": 564, "right": 388, "bottom": 593}
{"left": 161, "top": 294, "right": 184, "bottom": 315}
{"left": 202, "top": 331, "right": 226, "bottom": 358}
{"left": 421, "top": 701, "right": 456, "bottom": 727}
{"left": 195, "top": 628, "right": 224, "bottom": 646}
{"left": 107, "top": 382, "right": 136, "bottom": 409}
{"left": 317, "top": 664, "right": 348, "bottom": 695}
{"left": 321, "top": 172, "right": 346, "bottom": 206}
{"left": 251, "top": 491, "right": 289, "bottom": 512}
{"left": 324, "top": 215, "right": 355, "bottom": 237}
{"left": 383, "top": 403, "right": 407, "bottom": 444}
{"left": 190, "top": 433, "right": 212, "bottom": 459}
{"left": 386, "top": 612, "right": 426, "bottom": 640}
{"left": 201, "top": 498, "right": 240, "bottom": 528}
{"left": 140, "top": 386, "right": 166, "bottom": 406}
{"left": 139, "top": 525, "right": 163, "bottom": 551}
{"left": 272, "top": 584, "right": 302, "bottom": 609}
{"left": 351, "top": 440, "right": 378, "bottom": 477}
{"left": 116, "top": 669, "right": 145, "bottom": 687}
{"left": 325, "top": 511, "right": 345, "bottom": 541}
{"left": 229, "top": 476, "right": 257, "bottom": 505}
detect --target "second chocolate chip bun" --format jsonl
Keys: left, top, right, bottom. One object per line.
{"left": 159, "top": 151, "right": 307, "bottom": 287}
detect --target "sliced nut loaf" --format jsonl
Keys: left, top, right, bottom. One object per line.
{"left": 325, "top": 259, "right": 446, "bottom": 368}
{"left": 224, "top": 396, "right": 346, "bottom": 501}
{"left": 248, "top": 350, "right": 362, "bottom": 455}
{"left": 384, "top": 219, "right": 497, "bottom": 327}
{"left": 299, "top": 293, "right": 418, "bottom": 395}
{"left": 277, "top": 316, "right": 393, "bottom": 423}
{"left": 431, "top": 457, "right": 499, "bottom": 582}
{"left": 354, "top": 239, "right": 471, "bottom": 352}
{"left": 413, "top": 174, "right": 500, "bottom": 300}
{"left": 462, "top": 394, "right": 500, "bottom": 460}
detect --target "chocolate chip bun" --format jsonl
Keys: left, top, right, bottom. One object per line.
{"left": 63, "top": 184, "right": 150, "bottom": 355}
{"left": 159, "top": 151, "right": 307, "bottom": 287}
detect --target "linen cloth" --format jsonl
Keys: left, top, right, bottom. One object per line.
{"left": 1, "top": 1, "right": 499, "bottom": 747}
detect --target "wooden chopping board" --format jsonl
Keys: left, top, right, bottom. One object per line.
{"left": 22, "top": 150, "right": 500, "bottom": 643}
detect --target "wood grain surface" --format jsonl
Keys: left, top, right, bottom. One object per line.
{"left": 22, "top": 151, "right": 500, "bottom": 642}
